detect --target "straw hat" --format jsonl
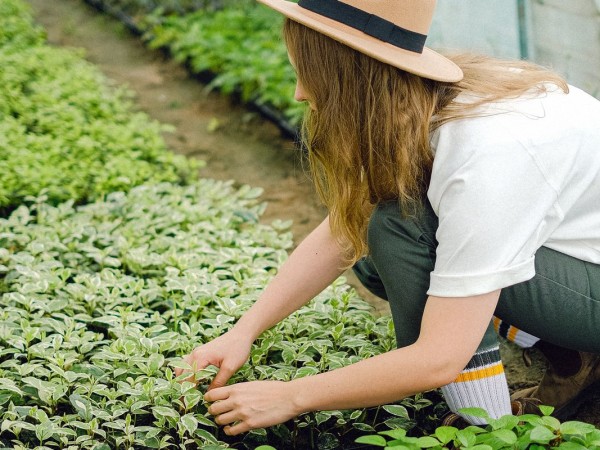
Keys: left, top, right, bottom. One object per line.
{"left": 257, "top": 0, "right": 463, "bottom": 82}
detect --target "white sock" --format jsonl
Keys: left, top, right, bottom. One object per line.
{"left": 441, "top": 345, "right": 512, "bottom": 425}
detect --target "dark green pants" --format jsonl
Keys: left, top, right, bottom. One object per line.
{"left": 353, "top": 201, "right": 600, "bottom": 353}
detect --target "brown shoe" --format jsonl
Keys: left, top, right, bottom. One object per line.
{"left": 441, "top": 412, "right": 471, "bottom": 429}
{"left": 511, "top": 344, "right": 600, "bottom": 420}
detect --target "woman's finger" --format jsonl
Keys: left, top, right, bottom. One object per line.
{"left": 204, "top": 386, "right": 230, "bottom": 402}
{"left": 208, "top": 365, "right": 235, "bottom": 390}
{"left": 213, "top": 410, "right": 239, "bottom": 426}
{"left": 207, "top": 399, "right": 233, "bottom": 416}
{"left": 223, "top": 422, "right": 249, "bottom": 436}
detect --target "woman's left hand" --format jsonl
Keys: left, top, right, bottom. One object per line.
{"left": 204, "top": 380, "right": 301, "bottom": 435}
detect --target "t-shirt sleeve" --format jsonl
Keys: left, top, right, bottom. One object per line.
{"left": 427, "top": 131, "right": 560, "bottom": 297}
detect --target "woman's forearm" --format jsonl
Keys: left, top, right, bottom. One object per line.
{"left": 288, "top": 343, "right": 449, "bottom": 413}
{"left": 233, "top": 216, "right": 347, "bottom": 341}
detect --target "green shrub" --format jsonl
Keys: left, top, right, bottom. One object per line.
{"left": 0, "top": 4, "right": 200, "bottom": 214}
{"left": 0, "top": 182, "right": 430, "bottom": 449}
{"left": 144, "top": 4, "right": 305, "bottom": 126}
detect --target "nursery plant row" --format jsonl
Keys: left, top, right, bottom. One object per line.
{"left": 0, "top": 0, "right": 202, "bottom": 216}
{"left": 2, "top": 0, "right": 600, "bottom": 448}
{"left": 82, "top": 0, "right": 303, "bottom": 136}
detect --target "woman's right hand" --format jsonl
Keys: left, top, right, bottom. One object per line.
{"left": 175, "top": 329, "right": 253, "bottom": 390}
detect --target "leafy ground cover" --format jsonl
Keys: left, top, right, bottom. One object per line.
{"left": 0, "top": 0, "right": 200, "bottom": 216}
{"left": 0, "top": 182, "right": 435, "bottom": 449}
{"left": 87, "top": 0, "right": 235, "bottom": 17}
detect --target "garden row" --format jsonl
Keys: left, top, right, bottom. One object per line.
{"left": 2, "top": 0, "right": 600, "bottom": 448}
{"left": 0, "top": 0, "right": 200, "bottom": 215}
{"left": 83, "top": 0, "right": 302, "bottom": 136}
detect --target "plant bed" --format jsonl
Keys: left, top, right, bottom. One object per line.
{"left": 0, "top": 182, "right": 447, "bottom": 449}
{"left": 0, "top": 0, "right": 200, "bottom": 216}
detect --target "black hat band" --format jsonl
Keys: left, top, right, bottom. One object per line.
{"left": 298, "top": 0, "right": 427, "bottom": 54}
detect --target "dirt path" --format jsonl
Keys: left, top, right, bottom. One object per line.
{"left": 25, "top": 0, "right": 599, "bottom": 426}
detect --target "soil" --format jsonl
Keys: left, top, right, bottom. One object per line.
{"left": 26, "top": 0, "right": 600, "bottom": 427}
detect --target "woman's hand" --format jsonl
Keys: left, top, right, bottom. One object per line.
{"left": 204, "top": 380, "right": 301, "bottom": 435}
{"left": 176, "top": 329, "right": 253, "bottom": 390}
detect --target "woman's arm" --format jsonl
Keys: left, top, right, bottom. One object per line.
{"left": 181, "top": 215, "right": 347, "bottom": 388}
{"left": 205, "top": 290, "right": 501, "bottom": 435}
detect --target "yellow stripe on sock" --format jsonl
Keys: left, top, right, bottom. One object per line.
{"left": 454, "top": 362, "right": 505, "bottom": 383}
{"left": 493, "top": 316, "right": 501, "bottom": 333}
{"left": 508, "top": 325, "right": 519, "bottom": 343}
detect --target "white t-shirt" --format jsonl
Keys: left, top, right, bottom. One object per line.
{"left": 427, "top": 85, "right": 600, "bottom": 297}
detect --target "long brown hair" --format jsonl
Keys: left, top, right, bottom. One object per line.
{"left": 283, "top": 19, "right": 567, "bottom": 266}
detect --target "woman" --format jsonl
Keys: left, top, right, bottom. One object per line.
{"left": 177, "top": 0, "right": 600, "bottom": 435}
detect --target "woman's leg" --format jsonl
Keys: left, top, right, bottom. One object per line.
{"left": 497, "top": 246, "right": 600, "bottom": 353}
{"left": 354, "top": 201, "right": 512, "bottom": 424}
{"left": 354, "top": 201, "right": 600, "bottom": 422}
{"left": 495, "top": 247, "right": 600, "bottom": 418}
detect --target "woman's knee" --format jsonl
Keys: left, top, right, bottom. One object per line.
{"left": 496, "top": 247, "right": 600, "bottom": 353}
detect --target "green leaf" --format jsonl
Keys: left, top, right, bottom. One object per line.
{"left": 415, "top": 436, "right": 441, "bottom": 448}
{"left": 169, "top": 360, "right": 192, "bottom": 370}
{"left": 458, "top": 407, "right": 490, "bottom": 420}
{"left": 530, "top": 425, "right": 557, "bottom": 443}
{"left": 434, "top": 426, "right": 457, "bottom": 444}
{"left": 151, "top": 406, "right": 180, "bottom": 420}
{"left": 180, "top": 414, "right": 198, "bottom": 435}
{"left": 561, "top": 421, "right": 597, "bottom": 436}
{"left": 380, "top": 429, "right": 407, "bottom": 440}
{"left": 70, "top": 394, "right": 92, "bottom": 421}
{"left": 489, "top": 414, "right": 519, "bottom": 431}
{"left": 382, "top": 404, "right": 409, "bottom": 418}
{"left": 456, "top": 429, "right": 477, "bottom": 448}
{"left": 0, "top": 378, "right": 24, "bottom": 396}
{"left": 353, "top": 422, "right": 376, "bottom": 432}
{"left": 541, "top": 415, "right": 561, "bottom": 430}
{"left": 194, "top": 428, "right": 220, "bottom": 444}
{"left": 491, "top": 428, "right": 517, "bottom": 444}
{"left": 354, "top": 435, "right": 388, "bottom": 446}
{"left": 539, "top": 405, "right": 555, "bottom": 416}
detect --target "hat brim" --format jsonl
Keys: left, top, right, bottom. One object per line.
{"left": 258, "top": 0, "right": 463, "bottom": 82}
